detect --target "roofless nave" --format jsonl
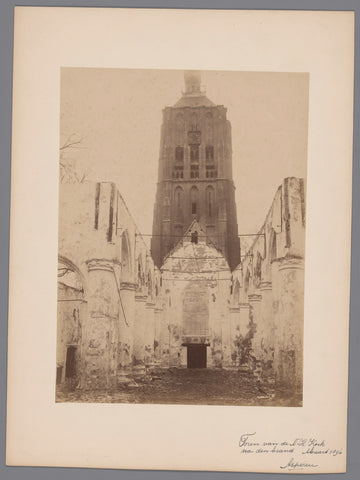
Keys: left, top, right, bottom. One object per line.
{"left": 56, "top": 71, "right": 305, "bottom": 405}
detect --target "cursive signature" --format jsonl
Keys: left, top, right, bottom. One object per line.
{"left": 280, "top": 457, "right": 318, "bottom": 471}
{"left": 238, "top": 432, "right": 258, "bottom": 448}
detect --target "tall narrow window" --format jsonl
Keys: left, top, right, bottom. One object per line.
{"left": 206, "top": 186, "right": 214, "bottom": 217}
{"left": 190, "top": 145, "right": 199, "bottom": 162}
{"left": 206, "top": 145, "right": 214, "bottom": 162}
{"left": 175, "top": 146, "right": 184, "bottom": 163}
{"left": 173, "top": 146, "right": 184, "bottom": 178}
{"left": 174, "top": 186, "right": 183, "bottom": 219}
{"left": 190, "top": 187, "right": 199, "bottom": 216}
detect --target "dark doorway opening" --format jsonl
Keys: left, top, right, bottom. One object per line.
{"left": 187, "top": 344, "right": 207, "bottom": 368}
{"left": 65, "top": 346, "right": 77, "bottom": 379}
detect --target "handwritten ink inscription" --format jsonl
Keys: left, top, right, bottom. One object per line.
{"left": 238, "top": 432, "right": 343, "bottom": 471}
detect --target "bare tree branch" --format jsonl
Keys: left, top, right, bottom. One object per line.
{"left": 60, "top": 134, "right": 84, "bottom": 151}
{"left": 59, "top": 134, "right": 88, "bottom": 184}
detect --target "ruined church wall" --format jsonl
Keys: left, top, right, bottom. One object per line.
{"left": 57, "top": 182, "right": 158, "bottom": 389}
{"left": 160, "top": 235, "right": 232, "bottom": 369}
{"left": 57, "top": 177, "right": 305, "bottom": 391}
{"left": 56, "top": 282, "right": 85, "bottom": 384}
{"left": 237, "top": 177, "right": 305, "bottom": 389}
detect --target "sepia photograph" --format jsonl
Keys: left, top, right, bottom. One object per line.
{"left": 6, "top": 7, "right": 354, "bottom": 473}
{"left": 56, "top": 68, "right": 308, "bottom": 407}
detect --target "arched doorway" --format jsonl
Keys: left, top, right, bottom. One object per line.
{"left": 57, "top": 257, "right": 85, "bottom": 385}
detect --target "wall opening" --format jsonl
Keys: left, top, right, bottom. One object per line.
{"left": 186, "top": 344, "right": 207, "bottom": 368}
{"left": 191, "top": 231, "right": 198, "bottom": 244}
{"left": 65, "top": 346, "right": 77, "bottom": 379}
{"left": 190, "top": 187, "right": 199, "bottom": 216}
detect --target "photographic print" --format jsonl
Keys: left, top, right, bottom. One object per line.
{"left": 56, "top": 68, "right": 308, "bottom": 407}
{"left": 7, "top": 7, "right": 353, "bottom": 473}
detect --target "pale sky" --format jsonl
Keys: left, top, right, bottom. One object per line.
{"left": 60, "top": 68, "right": 308, "bottom": 248}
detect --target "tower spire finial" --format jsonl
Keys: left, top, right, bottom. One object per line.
{"left": 184, "top": 70, "right": 202, "bottom": 95}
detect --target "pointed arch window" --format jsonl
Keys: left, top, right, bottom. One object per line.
{"left": 176, "top": 190, "right": 181, "bottom": 208}
{"left": 206, "top": 145, "right": 214, "bottom": 162}
{"left": 175, "top": 146, "right": 184, "bottom": 163}
{"left": 190, "top": 187, "right": 199, "bottom": 215}
{"left": 174, "top": 186, "right": 183, "bottom": 219}
{"left": 190, "top": 145, "right": 199, "bottom": 162}
{"left": 163, "top": 196, "right": 170, "bottom": 219}
{"left": 206, "top": 186, "right": 214, "bottom": 217}
{"left": 173, "top": 146, "right": 184, "bottom": 178}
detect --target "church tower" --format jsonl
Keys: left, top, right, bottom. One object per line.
{"left": 151, "top": 71, "right": 240, "bottom": 270}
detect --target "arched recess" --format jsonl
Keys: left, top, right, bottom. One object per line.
{"left": 205, "top": 145, "right": 214, "bottom": 162}
{"left": 190, "top": 186, "right": 199, "bottom": 216}
{"left": 163, "top": 196, "right": 170, "bottom": 219}
{"left": 58, "top": 255, "right": 86, "bottom": 294}
{"left": 205, "top": 185, "right": 215, "bottom": 218}
{"left": 121, "top": 231, "right": 132, "bottom": 282}
{"left": 175, "top": 146, "right": 184, "bottom": 163}
{"left": 174, "top": 186, "right": 184, "bottom": 220}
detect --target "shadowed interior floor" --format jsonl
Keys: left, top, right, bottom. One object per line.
{"left": 56, "top": 368, "right": 302, "bottom": 407}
